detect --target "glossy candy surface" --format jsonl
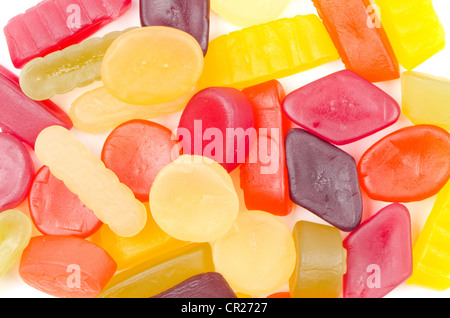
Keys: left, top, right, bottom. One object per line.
{"left": 4, "top": 0, "right": 132, "bottom": 69}
{"left": 358, "top": 125, "right": 450, "bottom": 202}
{"left": 34, "top": 126, "right": 147, "bottom": 238}
{"left": 402, "top": 71, "right": 450, "bottom": 130}
{"left": 312, "top": 0, "right": 399, "bottom": 82}
{"left": 102, "top": 119, "right": 178, "bottom": 202}
{"left": 0, "top": 210, "right": 32, "bottom": 278}
{"left": 102, "top": 26, "right": 204, "bottom": 105}
{"left": 19, "top": 28, "right": 135, "bottom": 101}
{"left": 198, "top": 14, "right": 339, "bottom": 89}
{"left": 212, "top": 210, "right": 296, "bottom": 296}
{"left": 0, "top": 65, "right": 72, "bottom": 149}
{"left": 285, "top": 128, "right": 362, "bottom": 232}
{"left": 373, "top": 0, "right": 445, "bottom": 71}
{"left": 152, "top": 272, "right": 237, "bottom": 298}
{"left": 177, "top": 87, "right": 255, "bottom": 172}
{"left": 140, "top": 0, "right": 210, "bottom": 55}
{"left": 28, "top": 166, "right": 102, "bottom": 238}
{"left": 343, "top": 203, "right": 412, "bottom": 298}
{"left": 0, "top": 133, "right": 34, "bottom": 212}
{"left": 69, "top": 85, "right": 196, "bottom": 134}
{"left": 19, "top": 235, "right": 117, "bottom": 298}
{"left": 290, "top": 221, "right": 346, "bottom": 298}
{"left": 407, "top": 181, "right": 450, "bottom": 291}
{"left": 240, "top": 80, "right": 292, "bottom": 216}
{"left": 282, "top": 70, "right": 401, "bottom": 145}
{"left": 98, "top": 243, "right": 214, "bottom": 298}
{"left": 149, "top": 155, "right": 239, "bottom": 242}
{"left": 210, "top": 0, "right": 291, "bottom": 27}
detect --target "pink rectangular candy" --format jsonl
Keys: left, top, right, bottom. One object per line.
{"left": 0, "top": 65, "right": 72, "bottom": 149}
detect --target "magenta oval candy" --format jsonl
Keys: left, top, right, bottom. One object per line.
{"left": 282, "top": 70, "right": 400, "bottom": 145}
{"left": 177, "top": 87, "right": 255, "bottom": 172}
{"left": 0, "top": 133, "right": 34, "bottom": 212}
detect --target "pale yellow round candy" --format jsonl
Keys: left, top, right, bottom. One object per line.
{"left": 149, "top": 155, "right": 239, "bottom": 242}
{"left": 212, "top": 210, "right": 296, "bottom": 296}
{"left": 102, "top": 26, "right": 204, "bottom": 105}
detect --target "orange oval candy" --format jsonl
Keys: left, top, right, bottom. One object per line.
{"left": 358, "top": 125, "right": 450, "bottom": 202}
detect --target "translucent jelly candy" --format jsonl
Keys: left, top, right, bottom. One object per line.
{"left": 210, "top": 0, "right": 291, "bottom": 27}
{"left": 267, "top": 292, "right": 291, "bottom": 298}
{"left": 402, "top": 71, "right": 450, "bottom": 131}
{"left": 98, "top": 243, "right": 214, "bottom": 298}
{"left": 285, "top": 128, "right": 362, "bottom": 232}
{"left": 149, "top": 155, "right": 239, "bottom": 242}
{"left": 0, "top": 210, "right": 32, "bottom": 278}
{"left": 19, "top": 235, "right": 117, "bottom": 298}
{"left": 0, "top": 65, "right": 72, "bottom": 149}
{"left": 198, "top": 14, "right": 339, "bottom": 89}
{"left": 19, "top": 28, "right": 135, "bottom": 101}
{"left": 69, "top": 85, "right": 196, "bottom": 134}
{"left": 0, "top": 133, "right": 34, "bottom": 212}
{"left": 4, "top": 0, "right": 132, "bottom": 69}
{"left": 343, "top": 203, "right": 412, "bottom": 298}
{"left": 102, "top": 119, "right": 178, "bottom": 202}
{"left": 373, "top": 0, "right": 445, "bottom": 71}
{"left": 358, "top": 125, "right": 450, "bottom": 203}
{"left": 312, "top": 0, "right": 399, "bottom": 82}
{"left": 212, "top": 210, "right": 296, "bottom": 296}
{"left": 177, "top": 87, "right": 255, "bottom": 172}
{"left": 90, "top": 203, "right": 185, "bottom": 271}
{"left": 289, "top": 221, "right": 346, "bottom": 298}
{"left": 240, "top": 80, "right": 292, "bottom": 216}
{"left": 152, "top": 272, "right": 237, "bottom": 298}
{"left": 102, "top": 26, "right": 204, "bottom": 105}
{"left": 28, "top": 166, "right": 102, "bottom": 238}
{"left": 407, "top": 181, "right": 450, "bottom": 290}
{"left": 140, "top": 0, "right": 210, "bottom": 55}
{"left": 34, "top": 126, "right": 147, "bottom": 238}
{"left": 282, "top": 70, "right": 401, "bottom": 145}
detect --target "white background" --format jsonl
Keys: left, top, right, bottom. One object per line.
{"left": 0, "top": 0, "right": 449, "bottom": 298}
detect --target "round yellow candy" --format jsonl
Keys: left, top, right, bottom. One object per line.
{"left": 212, "top": 210, "right": 296, "bottom": 296}
{"left": 149, "top": 155, "right": 239, "bottom": 243}
{"left": 102, "top": 27, "right": 204, "bottom": 105}
{"left": 211, "top": 0, "right": 291, "bottom": 27}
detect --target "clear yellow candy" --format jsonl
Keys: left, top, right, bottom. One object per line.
{"left": 211, "top": 0, "right": 291, "bottom": 27}
{"left": 407, "top": 181, "right": 450, "bottom": 291}
{"left": 34, "top": 126, "right": 147, "bottom": 238}
{"left": 373, "top": 0, "right": 445, "bottom": 70}
{"left": 0, "top": 210, "right": 32, "bottom": 278}
{"left": 212, "top": 210, "right": 296, "bottom": 296}
{"left": 102, "top": 26, "right": 204, "bottom": 105}
{"left": 69, "top": 85, "right": 197, "bottom": 134}
{"left": 198, "top": 14, "right": 339, "bottom": 89}
{"left": 402, "top": 71, "right": 450, "bottom": 131}
{"left": 97, "top": 243, "right": 215, "bottom": 298}
{"left": 149, "top": 155, "right": 239, "bottom": 243}
{"left": 89, "top": 203, "right": 186, "bottom": 271}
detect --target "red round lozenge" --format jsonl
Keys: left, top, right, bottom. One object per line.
{"left": 28, "top": 166, "right": 102, "bottom": 238}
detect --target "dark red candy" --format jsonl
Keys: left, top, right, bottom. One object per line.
{"left": 28, "top": 166, "right": 102, "bottom": 238}
{"left": 285, "top": 128, "right": 362, "bottom": 232}
{"left": 152, "top": 272, "right": 237, "bottom": 298}
{"left": 140, "top": 0, "right": 210, "bottom": 55}
{"left": 343, "top": 203, "right": 413, "bottom": 298}
{"left": 0, "top": 133, "right": 34, "bottom": 212}
{"left": 282, "top": 70, "right": 400, "bottom": 145}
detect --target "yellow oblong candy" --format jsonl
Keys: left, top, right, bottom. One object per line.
{"left": 211, "top": 0, "right": 292, "bottom": 27}
{"left": 198, "top": 14, "right": 339, "bottom": 89}
{"left": 212, "top": 210, "right": 296, "bottom": 296}
{"left": 149, "top": 155, "right": 239, "bottom": 243}
{"left": 34, "top": 126, "right": 147, "bottom": 238}
{"left": 102, "top": 26, "right": 204, "bottom": 105}
{"left": 0, "top": 210, "right": 32, "bottom": 278}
